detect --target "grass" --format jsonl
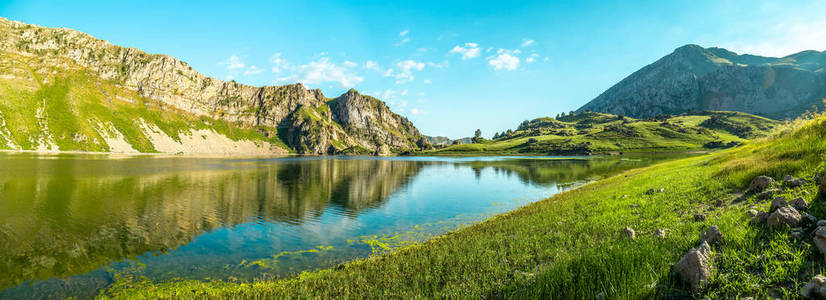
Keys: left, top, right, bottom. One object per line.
{"left": 99, "top": 116, "right": 826, "bottom": 298}
{"left": 423, "top": 111, "right": 782, "bottom": 156}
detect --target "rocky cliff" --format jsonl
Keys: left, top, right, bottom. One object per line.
{"left": 0, "top": 17, "right": 428, "bottom": 154}
{"left": 577, "top": 45, "right": 826, "bottom": 119}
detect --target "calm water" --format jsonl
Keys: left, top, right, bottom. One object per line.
{"left": 0, "top": 153, "right": 690, "bottom": 299}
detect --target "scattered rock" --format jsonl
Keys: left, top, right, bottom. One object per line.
{"left": 747, "top": 209, "right": 759, "bottom": 217}
{"left": 767, "top": 206, "right": 802, "bottom": 229}
{"left": 819, "top": 220, "right": 826, "bottom": 227}
{"left": 629, "top": 204, "right": 639, "bottom": 208}
{"left": 801, "top": 274, "right": 826, "bottom": 298}
{"left": 756, "top": 189, "right": 777, "bottom": 200}
{"left": 658, "top": 188, "right": 666, "bottom": 193}
{"left": 791, "top": 197, "right": 809, "bottom": 211}
{"left": 674, "top": 241, "right": 713, "bottom": 292}
{"left": 751, "top": 211, "right": 768, "bottom": 225}
{"left": 646, "top": 189, "right": 656, "bottom": 195}
{"left": 702, "top": 226, "right": 723, "bottom": 245}
{"left": 813, "top": 226, "right": 826, "bottom": 255}
{"left": 655, "top": 229, "right": 666, "bottom": 238}
{"left": 621, "top": 194, "right": 628, "bottom": 198}
{"left": 803, "top": 213, "right": 818, "bottom": 225}
{"left": 769, "top": 197, "right": 788, "bottom": 213}
{"left": 748, "top": 176, "right": 775, "bottom": 193}
{"left": 714, "top": 199, "right": 724, "bottom": 207}
{"left": 623, "top": 227, "right": 636, "bottom": 239}
{"left": 784, "top": 175, "right": 807, "bottom": 188}
{"left": 694, "top": 213, "right": 706, "bottom": 222}
{"left": 820, "top": 174, "right": 826, "bottom": 194}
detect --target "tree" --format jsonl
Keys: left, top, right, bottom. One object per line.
{"left": 506, "top": 129, "right": 513, "bottom": 135}
{"left": 555, "top": 113, "right": 561, "bottom": 120}
{"left": 472, "top": 129, "right": 483, "bottom": 143}
{"left": 569, "top": 110, "right": 575, "bottom": 116}
{"left": 493, "top": 132, "right": 500, "bottom": 139}
{"left": 561, "top": 112, "right": 567, "bottom": 118}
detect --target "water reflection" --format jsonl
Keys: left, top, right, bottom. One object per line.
{"left": 0, "top": 153, "right": 691, "bottom": 298}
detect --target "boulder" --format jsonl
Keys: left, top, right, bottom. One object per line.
{"left": 655, "top": 229, "right": 666, "bottom": 238}
{"left": 791, "top": 197, "right": 809, "bottom": 211}
{"left": 702, "top": 226, "right": 723, "bottom": 245}
{"left": 748, "top": 176, "right": 775, "bottom": 193}
{"left": 694, "top": 213, "right": 706, "bottom": 222}
{"left": 750, "top": 211, "right": 768, "bottom": 225}
{"left": 784, "top": 175, "right": 806, "bottom": 188}
{"left": 646, "top": 188, "right": 656, "bottom": 195}
{"left": 813, "top": 226, "right": 826, "bottom": 255}
{"left": 767, "top": 206, "right": 802, "bottom": 229}
{"left": 801, "top": 274, "right": 826, "bottom": 298}
{"left": 769, "top": 197, "right": 788, "bottom": 213}
{"left": 623, "top": 227, "right": 636, "bottom": 239}
{"left": 756, "top": 189, "right": 777, "bottom": 200}
{"left": 674, "top": 241, "right": 713, "bottom": 292}
{"left": 803, "top": 213, "right": 818, "bottom": 225}
{"left": 747, "top": 209, "right": 759, "bottom": 217}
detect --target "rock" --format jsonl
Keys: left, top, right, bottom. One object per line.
{"left": 748, "top": 176, "right": 775, "bottom": 193}
{"left": 813, "top": 226, "right": 826, "bottom": 255}
{"left": 621, "top": 194, "right": 628, "bottom": 198}
{"left": 623, "top": 227, "right": 636, "bottom": 239}
{"left": 803, "top": 213, "right": 818, "bottom": 225}
{"left": 767, "top": 206, "right": 802, "bottom": 229}
{"left": 801, "top": 274, "right": 826, "bottom": 298}
{"left": 784, "top": 176, "right": 806, "bottom": 188}
{"left": 791, "top": 197, "right": 809, "bottom": 211}
{"left": 646, "top": 189, "right": 657, "bottom": 195}
{"left": 751, "top": 211, "right": 768, "bottom": 225}
{"left": 694, "top": 213, "right": 706, "bottom": 222}
{"left": 655, "top": 229, "right": 666, "bottom": 238}
{"left": 658, "top": 188, "right": 666, "bottom": 193}
{"left": 821, "top": 175, "right": 826, "bottom": 194}
{"left": 702, "top": 226, "right": 723, "bottom": 245}
{"left": 756, "top": 189, "right": 777, "bottom": 200}
{"left": 769, "top": 197, "right": 788, "bottom": 213}
{"left": 629, "top": 204, "right": 639, "bottom": 208}
{"left": 714, "top": 199, "right": 724, "bottom": 207}
{"left": 673, "top": 241, "right": 713, "bottom": 292}
{"left": 747, "top": 209, "right": 759, "bottom": 217}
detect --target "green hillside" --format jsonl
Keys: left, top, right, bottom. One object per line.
{"left": 423, "top": 111, "right": 782, "bottom": 155}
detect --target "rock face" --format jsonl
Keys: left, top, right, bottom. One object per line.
{"left": 801, "top": 275, "right": 826, "bottom": 298}
{"left": 577, "top": 44, "right": 826, "bottom": 119}
{"left": 0, "top": 17, "right": 428, "bottom": 154}
{"left": 767, "top": 206, "right": 802, "bottom": 229}
{"left": 674, "top": 241, "right": 714, "bottom": 292}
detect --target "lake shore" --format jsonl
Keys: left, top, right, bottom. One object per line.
{"left": 100, "top": 117, "right": 826, "bottom": 298}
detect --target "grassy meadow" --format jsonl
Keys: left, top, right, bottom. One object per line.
{"left": 99, "top": 115, "right": 826, "bottom": 298}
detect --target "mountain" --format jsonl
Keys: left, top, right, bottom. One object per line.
{"left": 424, "top": 111, "right": 781, "bottom": 155}
{"left": 425, "top": 136, "right": 473, "bottom": 146}
{"left": 0, "top": 17, "right": 428, "bottom": 155}
{"left": 577, "top": 44, "right": 826, "bottom": 119}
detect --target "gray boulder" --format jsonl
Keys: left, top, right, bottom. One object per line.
{"left": 790, "top": 197, "right": 809, "bottom": 211}
{"left": 655, "top": 229, "right": 666, "bottom": 238}
{"left": 769, "top": 197, "right": 788, "bottom": 212}
{"left": 623, "top": 227, "right": 636, "bottom": 239}
{"left": 801, "top": 274, "right": 826, "bottom": 298}
{"left": 702, "top": 226, "right": 723, "bottom": 245}
{"left": 813, "top": 226, "right": 826, "bottom": 255}
{"left": 767, "top": 206, "right": 802, "bottom": 229}
{"left": 748, "top": 176, "right": 775, "bottom": 193}
{"left": 694, "top": 213, "right": 706, "bottom": 222}
{"left": 674, "top": 241, "right": 713, "bottom": 292}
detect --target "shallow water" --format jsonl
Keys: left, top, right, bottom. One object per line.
{"left": 0, "top": 153, "right": 692, "bottom": 299}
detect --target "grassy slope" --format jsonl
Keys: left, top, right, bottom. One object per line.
{"left": 102, "top": 117, "right": 826, "bottom": 299}
{"left": 0, "top": 52, "right": 289, "bottom": 152}
{"left": 423, "top": 112, "right": 782, "bottom": 156}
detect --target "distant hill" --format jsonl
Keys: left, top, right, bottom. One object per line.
{"left": 425, "top": 136, "right": 472, "bottom": 146}
{"left": 424, "top": 111, "right": 782, "bottom": 155}
{"left": 0, "top": 17, "right": 428, "bottom": 155}
{"left": 577, "top": 44, "right": 826, "bottom": 119}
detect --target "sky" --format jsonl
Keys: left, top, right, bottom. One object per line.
{"left": 1, "top": 1, "right": 825, "bottom": 138}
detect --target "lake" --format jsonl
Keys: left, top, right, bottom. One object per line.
{"left": 0, "top": 153, "right": 691, "bottom": 299}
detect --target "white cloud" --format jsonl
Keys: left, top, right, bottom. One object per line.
{"left": 220, "top": 55, "right": 246, "bottom": 71}
{"left": 396, "top": 37, "right": 410, "bottom": 46}
{"left": 410, "top": 108, "right": 425, "bottom": 115}
{"left": 343, "top": 60, "right": 358, "bottom": 67}
{"left": 400, "top": 30, "right": 409, "bottom": 37}
{"left": 243, "top": 65, "right": 263, "bottom": 75}
{"left": 727, "top": 21, "right": 826, "bottom": 57}
{"left": 400, "top": 88, "right": 409, "bottom": 96}
{"left": 526, "top": 53, "right": 539, "bottom": 63}
{"left": 423, "top": 79, "right": 432, "bottom": 84}
{"left": 364, "top": 60, "right": 380, "bottom": 71}
{"left": 488, "top": 49, "right": 520, "bottom": 71}
{"left": 449, "top": 43, "right": 481, "bottom": 60}
{"left": 271, "top": 53, "right": 289, "bottom": 73}
{"left": 394, "top": 60, "right": 425, "bottom": 83}
{"left": 521, "top": 39, "right": 536, "bottom": 47}
{"left": 278, "top": 57, "right": 363, "bottom": 88}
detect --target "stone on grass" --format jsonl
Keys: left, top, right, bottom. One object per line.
{"left": 623, "top": 227, "right": 636, "bottom": 239}
{"left": 767, "top": 206, "right": 802, "bottom": 229}
{"left": 750, "top": 211, "right": 768, "bottom": 225}
{"left": 791, "top": 197, "right": 809, "bottom": 211}
{"left": 748, "top": 176, "right": 775, "bottom": 193}
{"left": 813, "top": 226, "right": 826, "bottom": 255}
{"left": 747, "top": 209, "right": 759, "bottom": 217}
{"left": 803, "top": 213, "right": 818, "bottom": 225}
{"left": 769, "top": 197, "right": 788, "bottom": 213}
{"left": 694, "top": 213, "right": 706, "bottom": 222}
{"left": 801, "top": 274, "right": 826, "bottom": 298}
{"left": 646, "top": 189, "right": 656, "bottom": 195}
{"left": 658, "top": 188, "right": 666, "bottom": 193}
{"left": 756, "top": 189, "right": 776, "bottom": 200}
{"left": 820, "top": 174, "right": 826, "bottom": 194}
{"left": 674, "top": 241, "right": 713, "bottom": 292}
{"left": 702, "top": 226, "right": 723, "bottom": 245}
{"left": 714, "top": 199, "right": 724, "bottom": 207}
{"left": 655, "top": 229, "right": 666, "bottom": 238}
{"left": 818, "top": 220, "right": 826, "bottom": 227}
{"left": 784, "top": 175, "right": 806, "bottom": 188}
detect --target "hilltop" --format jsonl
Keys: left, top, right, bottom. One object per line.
{"left": 0, "top": 18, "right": 428, "bottom": 155}
{"left": 577, "top": 44, "right": 826, "bottom": 119}
{"left": 423, "top": 110, "right": 782, "bottom": 155}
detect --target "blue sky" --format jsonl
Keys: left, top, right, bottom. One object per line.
{"left": 1, "top": 1, "right": 824, "bottom": 138}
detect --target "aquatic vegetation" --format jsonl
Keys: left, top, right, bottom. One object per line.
{"left": 242, "top": 246, "right": 334, "bottom": 270}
